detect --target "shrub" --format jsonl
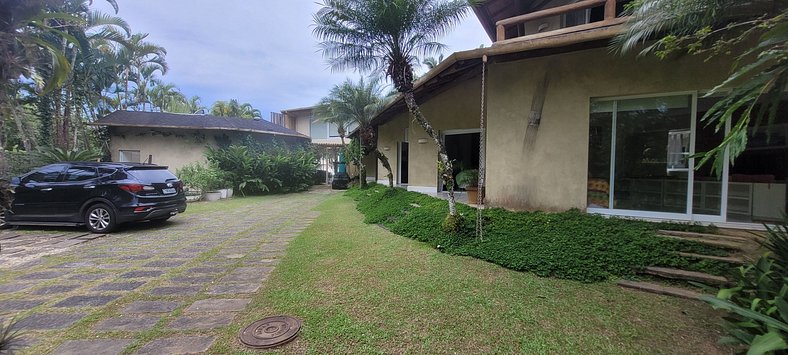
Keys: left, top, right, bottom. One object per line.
{"left": 455, "top": 169, "right": 478, "bottom": 188}
{"left": 176, "top": 163, "right": 226, "bottom": 192}
{"left": 205, "top": 140, "right": 317, "bottom": 195}
{"left": 346, "top": 184, "right": 727, "bottom": 283}
{"left": 35, "top": 146, "right": 102, "bottom": 164}
{"left": 701, "top": 216, "right": 788, "bottom": 354}
{"left": 0, "top": 318, "right": 23, "bottom": 354}
{"left": 0, "top": 150, "right": 47, "bottom": 179}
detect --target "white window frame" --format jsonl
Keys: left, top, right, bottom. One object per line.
{"left": 118, "top": 150, "right": 141, "bottom": 163}
{"left": 586, "top": 91, "right": 740, "bottom": 226}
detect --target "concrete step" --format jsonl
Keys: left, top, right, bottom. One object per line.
{"left": 643, "top": 266, "right": 728, "bottom": 285}
{"left": 656, "top": 234, "right": 747, "bottom": 251}
{"left": 617, "top": 280, "right": 702, "bottom": 300}
{"left": 677, "top": 252, "right": 746, "bottom": 265}
{"left": 658, "top": 230, "right": 752, "bottom": 243}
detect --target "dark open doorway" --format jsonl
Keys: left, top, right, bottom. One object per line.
{"left": 399, "top": 142, "right": 409, "bottom": 185}
{"left": 443, "top": 132, "right": 480, "bottom": 191}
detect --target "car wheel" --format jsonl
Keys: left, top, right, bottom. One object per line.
{"left": 85, "top": 204, "right": 116, "bottom": 233}
{"left": 0, "top": 209, "right": 9, "bottom": 229}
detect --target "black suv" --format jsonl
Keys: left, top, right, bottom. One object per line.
{"left": 1, "top": 162, "right": 186, "bottom": 233}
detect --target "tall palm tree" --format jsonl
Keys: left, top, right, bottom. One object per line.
{"left": 615, "top": 0, "right": 787, "bottom": 176}
{"left": 314, "top": 77, "right": 395, "bottom": 187}
{"left": 115, "top": 33, "right": 167, "bottom": 109}
{"left": 314, "top": 0, "right": 476, "bottom": 218}
{"left": 210, "top": 99, "right": 261, "bottom": 118}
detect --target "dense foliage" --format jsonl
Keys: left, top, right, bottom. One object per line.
{"left": 176, "top": 162, "right": 227, "bottom": 193}
{"left": 347, "top": 184, "right": 728, "bottom": 283}
{"left": 702, "top": 218, "right": 788, "bottom": 354}
{"left": 205, "top": 140, "right": 317, "bottom": 196}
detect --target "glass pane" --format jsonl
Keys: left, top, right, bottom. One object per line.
{"left": 587, "top": 108, "right": 612, "bottom": 208}
{"left": 613, "top": 95, "right": 692, "bottom": 213}
{"left": 693, "top": 96, "right": 725, "bottom": 216}
{"left": 727, "top": 97, "right": 788, "bottom": 223}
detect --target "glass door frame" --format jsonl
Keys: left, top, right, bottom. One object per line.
{"left": 586, "top": 91, "right": 730, "bottom": 224}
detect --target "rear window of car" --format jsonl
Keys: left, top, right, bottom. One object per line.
{"left": 126, "top": 169, "right": 177, "bottom": 183}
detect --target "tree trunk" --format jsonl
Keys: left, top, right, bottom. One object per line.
{"left": 374, "top": 149, "right": 394, "bottom": 188}
{"left": 11, "top": 104, "right": 32, "bottom": 151}
{"left": 402, "top": 91, "right": 457, "bottom": 216}
{"left": 62, "top": 88, "right": 72, "bottom": 150}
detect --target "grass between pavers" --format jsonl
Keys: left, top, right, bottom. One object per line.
{"left": 346, "top": 184, "right": 734, "bottom": 282}
{"left": 212, "top": 193, "right": 731, "bottom": 353}
{"left": 0, "top": 193, "right": 320, "bottom": 354}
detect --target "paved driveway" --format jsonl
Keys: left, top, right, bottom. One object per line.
{"left": 0, "top": 190, "right": 330, "bottom": 354}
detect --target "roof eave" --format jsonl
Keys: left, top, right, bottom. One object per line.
{"left": 89, "top": 121, "right": 310, "bottom": 139}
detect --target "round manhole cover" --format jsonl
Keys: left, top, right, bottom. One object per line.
{"left": 239, "top": 315, "right": 302, "bottom": 349}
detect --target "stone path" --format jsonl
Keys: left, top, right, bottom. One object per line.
{"left": 0, "top": 189, "right": 331, "bottom": 354}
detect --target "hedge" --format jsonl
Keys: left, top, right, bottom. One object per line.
{"left": 346, "top": 184, "right": 730, "bottom": 283}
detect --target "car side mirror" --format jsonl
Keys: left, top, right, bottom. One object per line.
{"left": 10, "top": 177, "right": 20, "bottom": 186}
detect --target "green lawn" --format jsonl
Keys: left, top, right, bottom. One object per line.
{"left": 214, "top": 193, "right": 730, "bottom": 353}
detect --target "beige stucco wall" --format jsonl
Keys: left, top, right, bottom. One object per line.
{"left": 375, "top": 46, "right": 735, "bottom": 211}
{"left": 485, "top": 47, "right": 733, "bottom": 211}
{"left": 108, "top": 127, "right": 215, "bottom": 173}
{"left": 376, "top": 77, "right": 482, "bottom": 189}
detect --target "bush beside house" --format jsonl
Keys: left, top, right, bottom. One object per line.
{"left": 347, "top": 184, "right": 729, "bottom": 283}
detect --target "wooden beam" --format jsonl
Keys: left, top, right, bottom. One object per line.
{"left": 496, "top": 24, "right": 506, "bottom": 42}
{"left": 496, "top": 0, "right": 606, "bottom": 27}
{"left": 493, "top": 17, "right": 627, "bottom": 47}
{"left": 604, "top": 0, "right": 616, "bottom": 19}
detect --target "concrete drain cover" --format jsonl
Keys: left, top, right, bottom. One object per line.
{"left": 239, "top": 315, "right": 302, "bottom": 349}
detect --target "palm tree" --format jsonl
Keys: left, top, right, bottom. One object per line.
{"left": 115, "top": 33, "right": 167, "bottom": 109}
{"left": 314, "top": 77, "right": 395, "bottom": 187}
{"left": 615, "top": 0, "right": 787, "bottom": 176}
{"left": 314, "top": 0, "right": 476, "bottom": 218}
{"left": 210, "top": 99, "right": 261, "bottom": 118}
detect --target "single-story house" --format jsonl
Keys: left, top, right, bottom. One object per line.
{"left": 91, "top": 111, "right": 309, "bottom": 173}
{"left": 368, "top": 0, "right": 786, "bottom": 229}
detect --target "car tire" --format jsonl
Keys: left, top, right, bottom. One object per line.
{"left": 0, "top": 209, "right": 9, "bottom": 229}
{"left": 85, "top": 203, "right": 117, "bottom": 233}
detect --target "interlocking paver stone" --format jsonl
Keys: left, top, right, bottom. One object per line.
{"left": 143, "top": 260, "right": 186, "bottom": 268}
{"left": 68, "top": 273, "right": 109, "bottom": 281}
{"left": 52, "top": 339, "right": 133, "bottom": 355}
{"left": 94, "top": 315, "right": 161, "bottom": 331}
{"left": 169, "top": 275, "right": 214, "bottom": 284}
{"left": 185, "top": 299, "right": 250, "bottom": 313}
{"left": 18, "top": 270, "right": 68, "bottom": 280}
{"left": 149, "top": 286, "right": 201, "bottom": 297}
{"left": 31, "top": 284, "right": 81, "bottom": 295}
{"left": 54, "top": 295, "right": 119, "bottom": 308}
{"left": 15, "top": 313, "right": 86, "bottom": 330}
{"left": 0, "top": 299, "right": 45, "bottom": 311}
{"left": 93, "top": 281, "right": 145, "bottom": 291}
{"left": 136, "top": 336, "right": 215, "bottom": 355}
{"left": 121, "top": 270, "right": 164, "bottom": 278}
{"left": 168, "top": 313, "right": 234, "bottom": 330}
{"left": 123, "top": 301, "right": 181, "bottom": 314}
{"left": 0, "top": 282, "right": 34, "bottom": 294}
{"left": 206, "top": 283, "right": 261, "bottom": 295}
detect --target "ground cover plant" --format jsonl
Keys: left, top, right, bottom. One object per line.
{"left": 214, "top": 192, "right": 731, "bottom": 353}
{"left": 347, "top": 184, "right": 731, "bottom": 282}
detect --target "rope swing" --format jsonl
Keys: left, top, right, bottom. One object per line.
{"left": 476, "top": 55, "right": 488, "bottom": 241}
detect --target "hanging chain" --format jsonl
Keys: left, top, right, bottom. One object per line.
{"left": 476, "top": 55, "right": 487, "bottom": 242}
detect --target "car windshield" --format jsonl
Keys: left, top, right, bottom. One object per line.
{"left": 127, "top": 169, "right": 177, "bottom": 183}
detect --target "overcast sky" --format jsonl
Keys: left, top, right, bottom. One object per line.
{"left": 93, "top": 1, "right": 491, "bottom": 118}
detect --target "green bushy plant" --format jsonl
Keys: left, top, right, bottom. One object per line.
{"left": 455, "top": 169, "right": 478, "bottom": 188}
{"left": 205, "top": 138, "right": 317, "bottom": 196}
{"left": 702, "top": 216, "right": 788, "bottom": 354}
{"left": 346, "top": 184, "right": 728, "bottom": 283}
{"left": 0, "top": 318, "right": 23, "bottom": 354}
{"left": 176, "top": 163, "right": 225, "bottom": 192}
{"left": 34, "top": 146, "right": 102, "bottom": 164}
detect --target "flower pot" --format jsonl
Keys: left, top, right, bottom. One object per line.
{"left": 225, "top": 188, "right": 233, "bottom": 198}
{"left": 203, "top": 191, "right": 221, "bottom": 202}
{"left": 466, "top": 186, "right": 479, "bottom": 205}
{"left": 219, "top": 189, "right": 228, "bottom": 199}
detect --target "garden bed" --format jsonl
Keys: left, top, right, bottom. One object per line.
{"left": 346, "top": 184, "right": 730, "bottom": 282}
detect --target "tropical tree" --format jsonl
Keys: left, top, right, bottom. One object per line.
{"left": 210, "top": 99, "right": 262, "bottom": 118}
{"left": 115, "top": 32, "right": 167, "bottom": 109}
{"left": 314, "top": 77, "right": 395, "bottom": 187}
{"left": 615, "top": 0, "right": 787, "bottom": 176}
{"left": 313, "top": 0, "right": 476, "bottom": 220}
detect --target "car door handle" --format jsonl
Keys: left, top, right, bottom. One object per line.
{"left": 84, "top": 185, "right": 96, "bottom": 189}
{"left": 40, "top": 188, "right": 53, "bottom": 192}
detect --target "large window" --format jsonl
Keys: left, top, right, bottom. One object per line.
{"left": 588, "top": 93, "right": 788, "bottom": 224}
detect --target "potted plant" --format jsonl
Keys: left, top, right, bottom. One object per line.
{"left": 455, "top": 169, "right": 479, "bottom": 204}
{"left": 177, "top": 163, "right": 223, "bottom": 202}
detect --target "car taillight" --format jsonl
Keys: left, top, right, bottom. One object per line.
{"left": 119, "top": 184, "right": 155, "bottom": 193}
